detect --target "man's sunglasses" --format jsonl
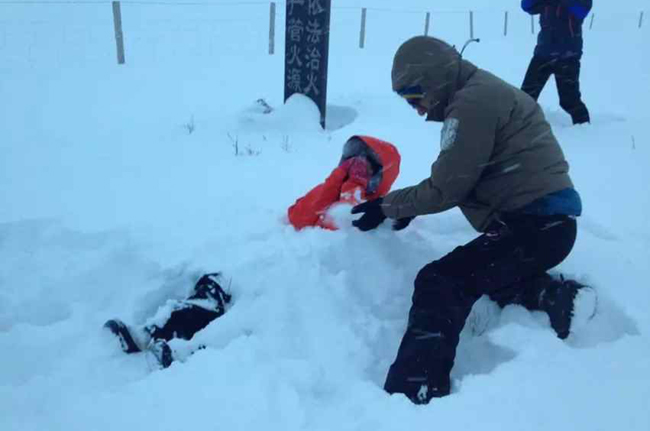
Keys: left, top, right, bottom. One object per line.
{"left": 397, "top": 85, "right": 425, "bottom": 107}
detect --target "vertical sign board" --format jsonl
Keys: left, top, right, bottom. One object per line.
{"left": 284, "top": 0, "right": 332, "bottom": 128}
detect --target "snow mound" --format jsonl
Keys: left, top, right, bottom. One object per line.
{"left": 239, "top": 94, "right": 324, "bottom": 134}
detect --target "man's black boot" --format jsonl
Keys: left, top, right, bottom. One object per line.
{"left": 540, "top": 278, "right": 597, "bottom": 339}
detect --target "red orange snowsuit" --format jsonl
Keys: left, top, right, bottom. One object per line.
{"left": 288, "top": 136, "right": 401, "bottom": 230}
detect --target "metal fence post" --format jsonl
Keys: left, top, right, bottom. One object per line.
{"left": 589, "top": 13, "right": 594, "bottom": 30}
{"left": 531, "top": 15, "right": 535, "bottom": 34}
{"left": 504, "top": 11, "right": 508, "bottom": 36}
{"left": 112, "top": 1, "right": 125, "bottom": 65}
{"left": 424, "top": 12, "right": 431, "bottom": 36}
{"left": 269, "top": 2, "right": 276, "bottom": 55}
{"left": 359, "top": 8, "right": 367, "bottom": 48}
{"left": 469, "top": 10, "right": 474, "bottom": 39}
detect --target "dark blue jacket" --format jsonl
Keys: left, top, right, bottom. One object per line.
{"left": 521, "top": 0, "right": 593, "bottom": 58}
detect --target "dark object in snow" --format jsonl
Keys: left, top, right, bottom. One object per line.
{"left": 256, "top": 98, "right": 274, "bottom": 114}
{"left": 521, "top": 1, "right": 592, "bottom": 124}
{"left": 149, "top": 339, "right": 173, "bottom": 369}
{"left": 146, "top": 273, "right": 231, "bottom": 341}
{"left": 103, "top": 273, "right": 231, "bottom": 369}
{"left": 540, "top": 277, "right": 596, "bottom": 339}
{"left": 104, "top": 319, "right": 142, "bottom": 354}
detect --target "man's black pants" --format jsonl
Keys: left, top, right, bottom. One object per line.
{"left": 384, "top": 214, "right": 577, "bottom": 403}
{"left": 521, "top": 55, "right": 590, "bottom": 125}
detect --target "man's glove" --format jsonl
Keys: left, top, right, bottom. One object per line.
{"left": 392, "top": 216, "right": 416, "bottom": 231}
{"left": 351, "top": 198, "right": 387, "bottom": 231}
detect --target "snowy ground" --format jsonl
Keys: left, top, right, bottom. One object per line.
{"left": 1, "top": 1, "right": 649, "bottom": 430}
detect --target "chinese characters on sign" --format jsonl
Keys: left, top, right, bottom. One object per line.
{"left": 284, "top": 0, "right": 331, "bottom": 128}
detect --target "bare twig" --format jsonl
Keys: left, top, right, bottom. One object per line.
{"left": 244, "top": 144, "right": 261, "bottom": 156}
{"left": 183, "top": 115, "right": 195, "bottom": 134}
{"left": 280, "top": 135, "right": 292, "bottom": 153}
{"left": 227, "top": 132, "right": 239, "bottom": 156}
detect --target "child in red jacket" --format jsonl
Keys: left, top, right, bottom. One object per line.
{"left": 288, "top": 135, "right": 402, "bottom": 230}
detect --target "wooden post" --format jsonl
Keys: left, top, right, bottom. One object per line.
{"left": 589, "top": 13, "right": 594, "bottom": 30}
{"left": 640, "top": 11, "right": 645, "bottom": 29}
{"left": 269, "top": 2, "right": 276, "bottom": 54}
{"left": 504, "top": 11, "right": 508, "bottom": 36}
{"left": 531, "top": 15, "right": 535, "bottom": 34}
{"left": 469, "top": 11, "right": 474, "bottom": 39}
{"left": 424, "top": 12, "right": 431, "bottom": 36}
{"left": 112, "top": 1, "right": 125, "bottom": 64}
{"left": 359, "top": 8, "right": 367, "bottom": 49}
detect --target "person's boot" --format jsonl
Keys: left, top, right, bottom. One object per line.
{"left": 540, "top": 279, "right": 597, "bottom": 339}
{"left": 571, "top": 109, "right": 590, "bottom": 125}
{"left": 104, "top": 319, "right": 144, "bottom": 354}
{"left": 105, "top": 319, "right": 174, "bottom": 368}
{"left": 191, "top": 273, "right": 232, "bottom": 314}
{"left": 148, "top": 339, "right": 174, "bottom": 369}
{"left": 385, "top": 371, "right": 450, "bottom": 405}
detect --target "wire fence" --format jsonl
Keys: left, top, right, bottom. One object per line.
{"left": 0, "top": 1, "right": 646, "bottom": 66}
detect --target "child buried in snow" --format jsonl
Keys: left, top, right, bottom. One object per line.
{"left": 104, "top": 273, "right": 231, "bottom": 369}
{"left": 288, "top": 135, "right": 405, "bottom": 230}
{"left": 105, "top": 137, "right": 400, "bottom": 368}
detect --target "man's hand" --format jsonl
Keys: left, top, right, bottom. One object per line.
{"left": 392, "top": 216, "right": 416, "bottom": 231}
{"left": 351, "top": 198, "right": 387, "bottom": 231}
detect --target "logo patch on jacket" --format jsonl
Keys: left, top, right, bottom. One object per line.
{"left": 440, "top": 118, "right": 459, "bottom": 151}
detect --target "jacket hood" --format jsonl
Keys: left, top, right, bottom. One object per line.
{"left": 392, "top": 36, "right": 478, "bottom": 122}
{"left": 340, "top": 136, "right": 400, "bottom": 198}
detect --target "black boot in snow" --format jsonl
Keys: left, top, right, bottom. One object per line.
{"left": 104, "top": 319, "right": 143, "bottom": 354}
{"left": 144, "top": 273, "right": 233, "bottom": 342}
{"left": 149, "top": 339, "right": 174, "bottom": 369}
{"left": 191, "top": 273, "right": 232, "bottom": 315}
{"left": 540, "top": 279, "right": 597, "bottom": 339}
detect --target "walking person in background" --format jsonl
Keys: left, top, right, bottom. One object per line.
{"left": 521, "top": 0, "right": 592, "bottom": 125}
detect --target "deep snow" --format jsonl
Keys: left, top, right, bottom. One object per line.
{"left": 1, "top": 1, "right": 649, "bottom": 430}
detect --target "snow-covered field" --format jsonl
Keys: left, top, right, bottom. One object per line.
{"left": 1, "top": 1, "right": 649, "bottom": 430}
